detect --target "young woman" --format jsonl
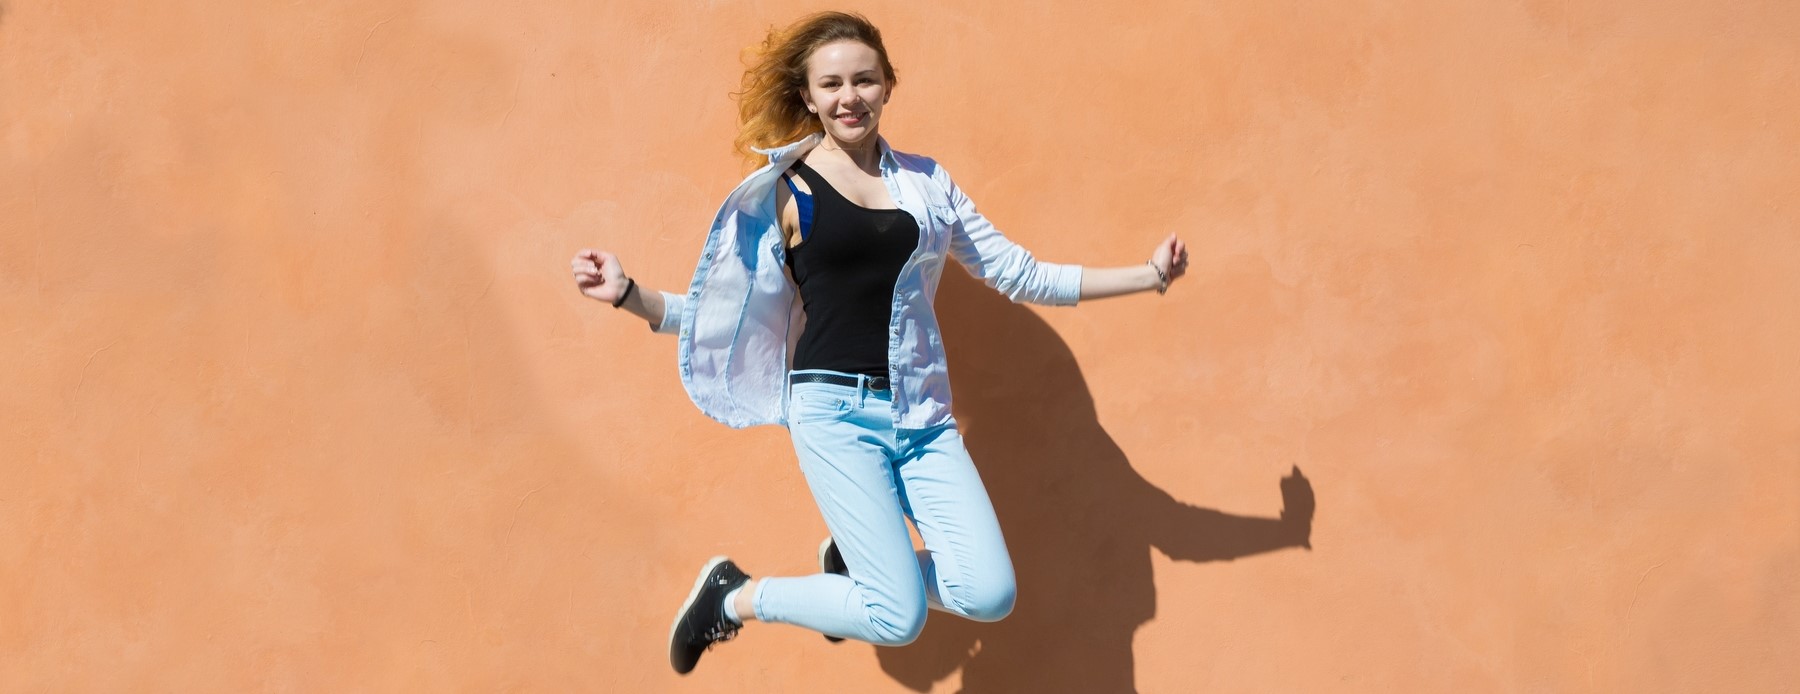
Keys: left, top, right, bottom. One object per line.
{"left": 568, "top": 11, "right": 1188, "bottom": 675}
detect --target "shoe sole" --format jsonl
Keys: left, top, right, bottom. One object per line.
{"left": 818, "top": 539, "right": 845, "bottom": 644}
{"left": 669, "top": 555, "right": 729, "bottom": 674}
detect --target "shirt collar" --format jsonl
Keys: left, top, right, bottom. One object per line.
{"left": 877, "top": 135, "right": 897, "bottom": 170}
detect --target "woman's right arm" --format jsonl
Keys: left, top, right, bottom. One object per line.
{"left": 571, "top": 249, "right": 682, "bottom": 333}
{"left": 574, "top": 169, "right": 800, "bottom": 335}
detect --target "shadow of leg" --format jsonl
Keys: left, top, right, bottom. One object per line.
{"left": 873, "top": 271, "right": 1319, "bottom": 693}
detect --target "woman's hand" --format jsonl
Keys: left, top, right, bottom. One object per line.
{"left": 1076, "top": 233, "right": 1192, "bottom": 301}
{"left": 571, "top": 249, "right": 629, "bottom": 304}
{"left": 571, "top": 249, "right": 670, "bottom": 330}
{"left": 1150, "top": 233, "right": 1189, "bottom": 287}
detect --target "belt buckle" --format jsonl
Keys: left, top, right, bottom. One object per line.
{"left": 867, "top": 376, "right": 890, "bottom": 391}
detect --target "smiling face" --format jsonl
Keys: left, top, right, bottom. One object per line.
{"left": 799, "top": 40, "right": 891, "bottom": 147}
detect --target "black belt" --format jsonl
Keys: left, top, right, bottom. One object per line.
{"left": 790, "top": 372, "right": 890, "bottom": 391}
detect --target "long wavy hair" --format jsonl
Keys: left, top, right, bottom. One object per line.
{"left": 733, "top": 11, "right": 899, "bottom": 166}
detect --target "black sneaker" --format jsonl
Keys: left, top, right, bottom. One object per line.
{"left": 818, "top": 538, "right": 848, "bottom": 643}
{"left": 669, "top": 556, "right": 749, "bottom": 675}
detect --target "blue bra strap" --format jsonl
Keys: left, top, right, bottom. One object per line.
{"left": 782, "top": 172, "right": 814, "bottom": 241}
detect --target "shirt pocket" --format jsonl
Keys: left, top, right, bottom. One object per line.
{"left": 926, "top": 203, "right": 958, "bottom": 253}
{"left": 928, "top": 203, "right": 958, "bottom": 228}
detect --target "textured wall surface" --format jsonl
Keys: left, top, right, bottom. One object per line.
{"left": 4, "top": 1, "right": 1797, "bottom": 691}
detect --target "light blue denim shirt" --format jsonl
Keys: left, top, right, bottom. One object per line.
{"left": 654, "top": 132, "right": 1083, "bottom": 429}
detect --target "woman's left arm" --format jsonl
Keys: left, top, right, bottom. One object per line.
{"left": 1078, "top": 233, "right": 1189, "bottom": 301}
{"left": 937, "top": 165, "right": 1189, "bottom": 306}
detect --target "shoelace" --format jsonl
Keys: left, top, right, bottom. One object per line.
{"left": 702, "top": 620, "right": 739, "bottom": 645}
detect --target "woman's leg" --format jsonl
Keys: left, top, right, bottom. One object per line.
{"left": 892, "top": 422, "right": 1017, "bottom": 622}
{"left": 753, "top": 382, "right": 929, "bottom": 646}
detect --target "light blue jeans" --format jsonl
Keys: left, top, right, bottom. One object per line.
{"left": 751, "top": 369, "right": 1017, "bottom": 645}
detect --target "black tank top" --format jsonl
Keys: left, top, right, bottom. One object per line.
{"left": 782, "top": 160, "right": 918, "bottom": 377}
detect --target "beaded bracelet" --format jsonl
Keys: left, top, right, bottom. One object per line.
{"left": 1147, "top": 261, "right": 1168, "bottom": 295}
{"left": 611, "top": 277, "right": 638, "bottom": 308}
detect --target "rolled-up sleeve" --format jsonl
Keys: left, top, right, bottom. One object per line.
{"left": 653, "top": 290, "right": 685, "bottom": 334}
{"left": 941, "top": 168, "right": 1083, "bottom": 306}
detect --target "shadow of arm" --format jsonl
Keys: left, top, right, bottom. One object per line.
{"left": 1145, "top": 466, "right": 1314, "bottom": 562}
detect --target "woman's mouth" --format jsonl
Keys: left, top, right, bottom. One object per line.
{"left": 835, "top": 112, "right": 867, "bottom": 125}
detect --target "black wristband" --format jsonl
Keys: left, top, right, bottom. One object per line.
{"left": 611, "top": 277, "right": 637, "bottom": 308}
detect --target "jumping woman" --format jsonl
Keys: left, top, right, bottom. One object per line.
{"left": 568, "top": 11, "right": 1188, "bottom": 675}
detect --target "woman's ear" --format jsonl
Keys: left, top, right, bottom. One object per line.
{"left": 800, "top": 91, "right": 816, "bottom": 113}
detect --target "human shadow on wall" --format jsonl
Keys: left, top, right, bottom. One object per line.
{"left": 874, "top": 270, "right": 1315, "bottom": 693}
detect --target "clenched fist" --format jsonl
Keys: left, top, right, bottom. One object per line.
{"left": 1149, "top": 233, "right": 1189, "bottom": 285}
{"left": 571, "top": 249, "right": 630, "bottom": 304}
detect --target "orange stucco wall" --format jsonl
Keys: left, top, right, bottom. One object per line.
{"left": 4, "top": 1, "right": 1797, "bottom": 691}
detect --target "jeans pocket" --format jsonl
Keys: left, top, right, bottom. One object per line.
{"left": 789, "top": 390, "right": 855, "bottom": 424}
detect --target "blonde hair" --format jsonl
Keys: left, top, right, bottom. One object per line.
{"left": 733, "top": 11, "right": 898, "bottom": 166}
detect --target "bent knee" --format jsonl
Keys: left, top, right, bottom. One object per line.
{"left": 864, "top": 604, "right": 927, "bottom": 646}
{"left": 955, "top": 578, "right": 1016, "bottom": 623}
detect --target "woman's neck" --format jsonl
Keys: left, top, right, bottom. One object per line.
{"left": 813, "top": 132, "right": 883, "bottom": 173}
